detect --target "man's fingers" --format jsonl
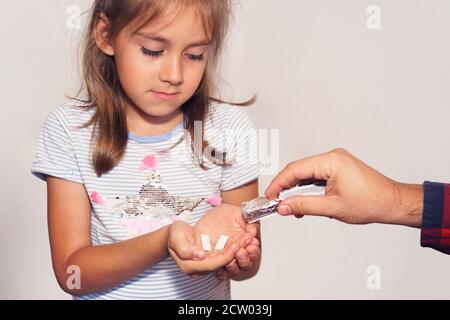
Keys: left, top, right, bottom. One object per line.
{"left": 265, "top": 154, "right": 329, "bottom": 198}
{"left": 278, "top": 195, "right": 339, "bottom": 218}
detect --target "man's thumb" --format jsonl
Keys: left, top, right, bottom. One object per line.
{"left": 278, "top": 195, "right": 336, "bottom": 218}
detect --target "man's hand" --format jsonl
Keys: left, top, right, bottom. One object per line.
{"left": 265, "top": 148, "right": 423, "bottom": 227}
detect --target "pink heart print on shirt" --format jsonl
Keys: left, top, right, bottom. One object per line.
{"left": 206, "top": 196, "right": 222, "bottom": 207}
{"left": 90, "top": 191, "right": 105, "bottom": 205}
{"left": 139, "top": 154, "right": 157, "bottom": 171}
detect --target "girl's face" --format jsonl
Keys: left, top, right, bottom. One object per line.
{"left": 96, "top": 5, "right": 211, "bottom": 120}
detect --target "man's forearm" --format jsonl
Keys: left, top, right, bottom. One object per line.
{"left": 59, "top": 226, "right": 170, "bottom": 296}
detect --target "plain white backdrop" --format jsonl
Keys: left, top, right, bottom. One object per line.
{"left": 2, "top": 0, "right": 450, "bottom": 299}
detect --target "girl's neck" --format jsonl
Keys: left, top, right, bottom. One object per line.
{"left": 125, "top": 102, "right": 184, "bottom": 137}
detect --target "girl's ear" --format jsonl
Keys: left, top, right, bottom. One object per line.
{"left": 94, "top": 13, "right": 114, "bottom": 56}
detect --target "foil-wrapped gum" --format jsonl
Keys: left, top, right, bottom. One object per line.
{"left": 241, "top": 180, "right": 327, "bottom": 224}
{"left": 242, "top": 197, "right": 281, "bottom": 223}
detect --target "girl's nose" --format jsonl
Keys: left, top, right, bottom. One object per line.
{"left": 159, "top": 55, "right": 183, "bottom": 86}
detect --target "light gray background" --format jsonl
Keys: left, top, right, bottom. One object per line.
{"left": 1, "top": 0, "right": 450, "bottom": 299}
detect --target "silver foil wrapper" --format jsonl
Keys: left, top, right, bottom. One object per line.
{"left": 241, "top": 180, "right": 326, "bottom": 223}
{"left": 242, "top": 197, "right": 281, "bottom": 223}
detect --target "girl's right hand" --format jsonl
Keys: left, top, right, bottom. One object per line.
{"left": 168, "top": 220, "right": 240, "bottom": 275}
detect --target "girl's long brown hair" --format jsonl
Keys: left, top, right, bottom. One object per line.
{"left": 72, "top": 0, "right": 255, "bottom": 177}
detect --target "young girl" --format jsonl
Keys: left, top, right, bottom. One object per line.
{"left": 31, "top": 0, "right": 261, "bottom": 300}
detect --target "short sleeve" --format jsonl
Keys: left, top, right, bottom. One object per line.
{"left": 220, "top": 107, "right": 262, "bottom": 191}
{"left": 31, "top": 106, "right": 83, "bottom": 184}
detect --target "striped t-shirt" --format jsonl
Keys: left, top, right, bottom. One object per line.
{"left": 31, "top": 99, "right": 261, "bottom": 300}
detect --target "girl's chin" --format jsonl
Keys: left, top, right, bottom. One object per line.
{"left": 126, "top": 96, "right": 185, "bottom": 119}
{"left": 140, "top": 106, "right": 183, "bottom": 120}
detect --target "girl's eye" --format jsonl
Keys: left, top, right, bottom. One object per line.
{"left": 141, "top": 47, "right": 163, "bottom": 57}
{"left": 186, "top": 53, "right": 205, "bottom": 61}
{"left": 141, "top": 47, "right": 205, "bottom": 62}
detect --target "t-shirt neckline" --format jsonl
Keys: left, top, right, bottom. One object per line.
{"left": 128, "top": 122, "right": 184, "bottom": 144}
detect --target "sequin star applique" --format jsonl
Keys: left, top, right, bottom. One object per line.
{"left": 92, "top": 154, "right": 223, "bottom": 239}
{"left": 118, "top": 168, "right": 204, "bottom": 219}
{"left": 101, "top": 155, "right": 202, "bottom": 238}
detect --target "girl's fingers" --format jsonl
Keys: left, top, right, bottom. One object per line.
{"left": 237, "top": 233, "right": 254, "bottom": 248}
{"left": 246, "top": 238, "right": 259, "bottom": 249}
{"left": 225, "top": 259, "right": 240, "bottom": 276}
{"left": 178, "top": 244, "right": 206, "bottom": 260}
{"left": 236, "top": 248, "right": 253, "bottom": 271}
{"left": 175, "top": 242, "right": 239, "bottom": 274}
{"left": 244, "top": 224, "right": 258, "bottom": 238}
{"left": 246, "top": 245, "right": 261, "bottom": 261}
{"left": 215, "top": 267, "right": 228, "bottom": 281}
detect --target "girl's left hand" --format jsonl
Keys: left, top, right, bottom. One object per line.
{"left": 216, "top": 233, "right": 261, "bottom": 280}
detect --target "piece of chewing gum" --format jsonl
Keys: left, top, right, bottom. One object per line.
{"left": 242, "top": 179, "right": 327, "bottom": 224}
{"left": 200, "top": 234, "right": 212, "bottom": 251}
{"left": 214, "top": 235, "right": 229, "bottom": 251}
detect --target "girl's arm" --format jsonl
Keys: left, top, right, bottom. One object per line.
{"left": 47, "top": 177, "right": 170, "bottom": 296}
{"left": 221, "top": 179, "right": 261, "bottom": 281}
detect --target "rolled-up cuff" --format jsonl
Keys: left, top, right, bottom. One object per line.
{"left": 420, "top": 181, "right": 450, "bottom": 255}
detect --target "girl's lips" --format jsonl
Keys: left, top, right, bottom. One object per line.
{"left": 151, "top": 90, "right": 179, "bottom": 101}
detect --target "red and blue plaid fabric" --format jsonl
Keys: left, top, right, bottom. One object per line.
{"left": 421, "top": 181, "right": 450, "bottom": 255}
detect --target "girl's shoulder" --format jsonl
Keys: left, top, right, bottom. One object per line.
{"left": 207, "top": 100, "right": 255, "bottom": 131}
{"left": 39, "top": 99, "right": 96, "bottom": 144}
{"left": 50, "top": 98, "right": 95, "bottom": 123}
{"left": 44, "top": 99, "right": 95, "bottom": 131}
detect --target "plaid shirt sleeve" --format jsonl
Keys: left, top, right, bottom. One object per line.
{"left": 420, "top": 181, "right": 450, "bottom": 255}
